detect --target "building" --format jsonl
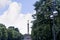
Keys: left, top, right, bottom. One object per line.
{"left": 23, "top": 34, "right": 32, "bottom": 40}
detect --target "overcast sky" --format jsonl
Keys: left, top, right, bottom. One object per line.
{"left": 0, "top": 0, "right": 37, "bottom": 34}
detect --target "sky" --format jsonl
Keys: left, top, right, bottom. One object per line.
{"left": 0, "top": 0, "right": 37, "bottom": 34}
{"left": 12, "top": 0, "right": 37, "bottom": 13}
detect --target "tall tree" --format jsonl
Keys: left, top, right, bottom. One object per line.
{"left": 31, "top": 0, "right": 60, "bottom": 40}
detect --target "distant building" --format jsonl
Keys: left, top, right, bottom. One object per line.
{"left": 23, "top": 34, "right": 32, "bottom": 40}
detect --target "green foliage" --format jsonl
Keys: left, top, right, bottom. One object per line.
{"left": 7, "top": 26, "right": 22, "bottom": 40}
{"left": 0, "top": 24, "right": 8, "bottom": 40}
{"left": 0, "top": 24, "right": 22, "bottom": 40}
{"left": 31, "top": 0, "right": 60, "bottom": 40}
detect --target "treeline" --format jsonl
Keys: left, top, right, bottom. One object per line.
{"left": 0, "top": 23, "right": 22, "bottom": 40}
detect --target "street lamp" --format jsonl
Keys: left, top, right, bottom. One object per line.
{"left": 49, "top": 0, "right": 58, "bottom": 40}
{"left": 50, "top": 10, "right": 58, "bottom": 40}
{"left": 53, "top": 11, "right": 58, "bottom": 16}
{"left": 50, "top": 10, "right": 58, "bottom": 19}
{"left": 50, "top": 15, "right": 54, "bottom": 19}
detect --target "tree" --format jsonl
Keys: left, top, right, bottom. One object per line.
{"left": 0, "top": 24, "right": 8, "bottom": 40}
{"left": 7, "top": 26, "right": 22, "bottom": 40}
{"left": 31, "top": 0, "right": 60, "bottom": 40}
{"left": 0, "top": 24, "right": 23, "bottom": 40}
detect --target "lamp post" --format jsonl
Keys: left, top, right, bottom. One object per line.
{"left": 49, "top": 0, "right": 58, "bottom": 40}
{"left": 50, "top": 11, "right": 58, "bottom": 40}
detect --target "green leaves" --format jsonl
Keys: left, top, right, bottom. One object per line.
{"left": 0, "top": 24, "right": 22, "bottom": 40}
{"left": 31, "top": 0, "right": 60, "bottom": 40}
